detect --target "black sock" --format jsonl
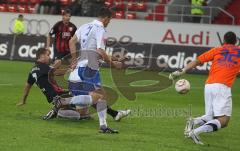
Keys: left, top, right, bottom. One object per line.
{"left": 107, "top": 106, "right": 118, "bottom": 118}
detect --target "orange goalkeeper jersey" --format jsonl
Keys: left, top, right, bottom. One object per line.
{"left": 197, "top": 44, "right": 240, "bottom": 87}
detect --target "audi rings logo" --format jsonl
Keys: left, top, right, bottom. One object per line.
{"left": 9, "top": 18, "right": 50, "bottom": 36}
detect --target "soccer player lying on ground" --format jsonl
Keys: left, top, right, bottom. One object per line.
{"left": 169, "top": 31, "right": 240, "bottom": 145}
{"left": 17, "top": 48, "right": 130, "bottom": 132}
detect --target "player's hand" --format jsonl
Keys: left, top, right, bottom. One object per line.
{"left": 118, "top": 56, "right": 130, "bottom": 62}
{"left": 112, "top": 61, "right": 123, "bottom": 69}
{"left": 169, "top": 69, "right": 186, "bottom": 80}
{"left": 16, "top": 101, "right": 26, "bottom": 106}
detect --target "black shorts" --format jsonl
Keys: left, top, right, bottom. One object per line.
{"left": 54, "top": 49, "right": 70, "bottom": 60}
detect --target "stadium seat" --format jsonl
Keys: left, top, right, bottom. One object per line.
{"left": 9, "top": 0, "right": 18, "bottom": 3}
{"left": 0, "top": 4, "right": 7, "bottom": 12}
{"left": 28, "top": 5, "right": 36, "bottom": 13}
{"left": 8, "top": 4, "right": 18, "bottom": 13}
{"left": 115, "top": 2, "right": 125, "bottom": 11}
{"left": 105, "top": 0, "right": 114, "bottom": 7}
{"left": 114, "top": 11, "right": 125, "bottom": 19}
{"left": 127, "top": 0, "right": 137, "bottom": 11}
{"left": 155, "top": 14, "right": 164, "bottom": 21}
{"left": 236, "top": 17, "right": 240, "bottom": 25}
{"left": 126, "top": 12, "right": 137, "bottom": 19}
{"left": 136, "top": 1, "right": 147, "bottom": 11}
{"left": 19, "top": 0, "right": 28, "bottom": 4}
{"left": 30, "top": 0, "right": 40, "bottom": 4}
{"left": 18, "top": 5, "right": 28, "bottom": 13}
{"left": 59, "top": 0, "right": 71, "bottom": 6}
{"left": 145, "top": 13, "right": 154, "bottom": 21}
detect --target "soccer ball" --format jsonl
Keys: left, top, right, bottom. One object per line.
{"left": 175, "top": 79, "right": 190, "bottom": 94}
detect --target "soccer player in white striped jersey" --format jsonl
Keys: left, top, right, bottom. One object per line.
{"left": 69, "top": 7, "right": 126, "bottom": 133}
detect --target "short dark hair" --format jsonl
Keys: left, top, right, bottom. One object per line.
{"left": 62, "top": 9, "right": 71, "bottom": 16}
{"left": 18, "top": 14, "right": 23, "bottom": 18}
{"left": 224, "top": 31, "right": 237, "bottom": 44}
{"left": 36, "top": 48, "right": 48, "bottom": 60}
{"left": 98, "top": 7, "right": 112, "bottom": 18}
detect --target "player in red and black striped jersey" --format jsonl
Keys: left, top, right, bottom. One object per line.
{"left": 46, "top": 9, "right": 77, "bottom": 62}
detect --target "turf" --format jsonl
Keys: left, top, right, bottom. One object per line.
{"left": 0, "top": 60, "right": 239, "bottom": 151}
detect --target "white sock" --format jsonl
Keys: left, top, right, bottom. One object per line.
{"left": 70, "top": 95, "right": 93, "bottom": 106}
{"left": 97, "top": 99, "right": 107, "bottom": 127}
{"left": 194, "top": 119, "right": 221, "bottom": 135}
{"left": 193, "top": 115, "right": 213, "bottom": 126}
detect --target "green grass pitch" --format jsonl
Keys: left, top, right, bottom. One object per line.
{"left": 0, "top": 60, "right": 240, "bottom": 151}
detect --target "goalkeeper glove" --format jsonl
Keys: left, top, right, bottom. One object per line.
{"left": 169, "top": 69, "right": 186, "bottom": 80}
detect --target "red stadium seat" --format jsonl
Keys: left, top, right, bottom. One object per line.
{"left": 19, "top": 0, "right": 28, "bottom": 4}
{"left": 114, "top": 11, "right": 125, "bottom": 19}
{"left": 115, "top": 2, "right": 125, "bottom": 10}
{"left": 105, "top": 0, "right": 114, "bottom": 7}
{"left": 59, "top": 0, "right": 71, "bottom": 6}
{"left": 18, "top": 5, "right": 28, "bottom": 13}
{"left": 126, "top": 12, "right": 137, "bottom": 19}
{"left": 137, "top": 2, "right": 147, "bottom": 11}
{"left": 0, "top": 4, "right": 7, "bottom": 12}
{"left": 28, "top": 5, "right": 36, "bottom": 13}
{"left": 127, "top": 0, "right": 137, "bottom": 11}
{"left": 9, "top": 0, "right": 18, "bottom": 3}
{"left": 8, "top": 4, "right": 18, "bottom": 13}
{"left": 145, "top": 13, "right": 154, "bottom": 21}
{"left": 236, "top": 17, "right": 240, "bottom": 25}
{"left": 155, "top": 15, "right": 164, "bottom": 21}
{"left": 30, "top": 0, "right": 40, "bottom": 4}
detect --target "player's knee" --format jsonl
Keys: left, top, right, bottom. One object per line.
{"left": 217, "top": 116, "right": 230, "bottom": 128}
{"left": 89, "top": 92, "right": 104, "bottom": 103}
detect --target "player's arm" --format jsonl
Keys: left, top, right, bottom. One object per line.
{"left": 169, "top": 48, "right": 216, "bottom": 80}
{"left": 97, "top": 48, "right": 122, "bottom": 69}
{"left": 69, "top": 34, "right": 78, "bottom": 61}
{"left": 17, "top": 73, "right": 35, "bottom": 106}
{"left": 46, "top": 23, "right": 57, "bottom": 49}
{"left": 96, "top": 28, "right": 122, "bottom": 69}
{"left": 46, "top": 33, "right": 51, "bottom": 50}
{"left": 110, "top": 49, "right": 129, "bottom": 61}
{"left": 17, "top": 83, "right": 32, "bottom": 106}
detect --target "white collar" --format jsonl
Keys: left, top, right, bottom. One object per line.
{"left": 93, "top": 19, "right": 104, "bottom": 27}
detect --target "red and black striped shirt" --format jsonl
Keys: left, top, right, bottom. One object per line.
{"left": 49, "top": 21, "right": 77, "bottom": 53}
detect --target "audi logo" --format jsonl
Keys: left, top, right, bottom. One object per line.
{"left": 9, "top": 18, "right": 50, "bottom": 36}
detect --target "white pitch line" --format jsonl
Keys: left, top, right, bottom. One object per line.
{"left": 0, "top": 83, "right": 13, "bottom": 86}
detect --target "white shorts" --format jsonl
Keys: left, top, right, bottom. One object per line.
{"left": 204, "top": 83, "right": 232, "bottom": 117}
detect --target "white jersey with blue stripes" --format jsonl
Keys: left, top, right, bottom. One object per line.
{"left": 75, "top": 20, "right": 106, "bottom": 70}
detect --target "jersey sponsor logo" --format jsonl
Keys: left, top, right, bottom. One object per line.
{"left": 9, "top": 18, "right": 50, "bottom": 36}
{"left": 0, "top": 43, "right": 8, "bottom": 56}
{"left": 62, "top": 32, "right": 71, "bottom": 38}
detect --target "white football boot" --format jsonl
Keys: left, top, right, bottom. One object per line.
{"left": 114, "top": 109, "right": 131, "bottom": 121}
